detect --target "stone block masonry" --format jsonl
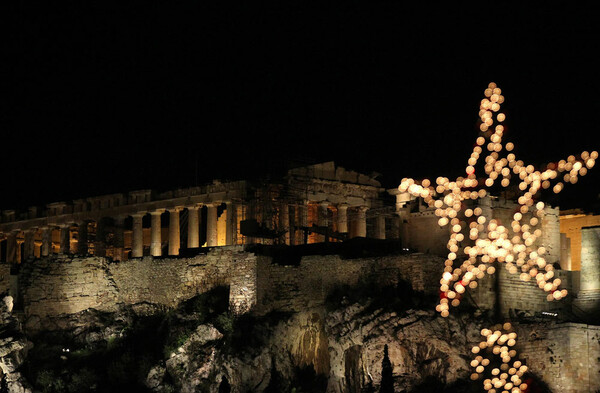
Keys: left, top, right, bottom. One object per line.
{"left": 17, "top": 247, "right": 257, "bottom": 331}
{"left": 469, "top": 267, "right": 575, "bottom": 319}
{"left": 0, "top": 264, "right": 9, "bottom": 297}
{"left": 16, "top": 249, "right": 444, "bottom": 330}
{"left": 9, "top": 246, "right": 600, "bottom": 392}
{"left": 517, "top": 322, "right": 600, "bottom": 393}
{"left": 575, "top": 227, "right": 600, "bottom": 320}
{"left": 255, "top": 253, "right": 445, "bottom": 314}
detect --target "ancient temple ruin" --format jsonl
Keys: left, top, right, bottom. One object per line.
{"left": 1, "top": 162, "right": 600, "bottom": 392}
{"left": 1, "top": 161, "right": 598, "bottom": 319}
{"left": 0, "top": 162, "right": 395, "bottom": 264}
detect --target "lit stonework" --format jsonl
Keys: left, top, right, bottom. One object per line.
{"left": 206, "top": 203, "right": 218, "bottom": 247}
{"left": 0, "top": 162, "right": 391, "bottom": 262}
{"left": 168, "top": 207, "right": 182, "bottom": 256}
{"left": 150, "top": 209, "right": 165, "bottom": 257}
{"left": 187, "top": 205, "right": 200, "bottom": 248}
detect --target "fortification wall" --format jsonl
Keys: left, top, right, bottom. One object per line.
{"left": 0, "top": 263, "right": 10, "bottom": 297}
{"left": 403, "top": 211, "right": 450, "bottom": 256}
{"left": 8, "top": 246, "right": 600, "bottom": 392}
{"left": 469, "top": 267, "right": 574, "bottom": 318}
{"left": 16, "top": 249, "right": 445, "bottom": 328}
{"left": 255, "top": 253, "right": 444, "bottom": 314}
{"left": 575, "top": 227, "right": 600, "bottom": 319}
{"left": 403, "top": 202, "right": 561, "bottom": 264}
{"left": 466, "top": 225, "right": 600, "bottom": 322}
{"left": 517, "top": 322, "right": 600, "bottom": 393}
{"left": 580, "top": 227, "right": 600, "bottom": 291}
{"left": 17, "top": 247, "right": 257, "bottom": 331}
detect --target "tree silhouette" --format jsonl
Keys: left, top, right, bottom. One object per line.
{"left": 380, "top": 344, "right": 394, "bottom": 393}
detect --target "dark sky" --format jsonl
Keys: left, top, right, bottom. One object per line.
{"left": 2, "top": 2, "right": 599, "bottom": 211}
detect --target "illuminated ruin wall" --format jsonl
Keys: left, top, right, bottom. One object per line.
{"left": 8, "top": 243, "right": 594, "bottom": 332}
{"left": 5, "top": 247, "right": 600, "bottom": 392}
{"left": 575, "top": 227, "right": 600, "bottom": 317}
{"left": 469, "top": 267, "right": 575, "bottom": 319}
{"left": 399, "top": 197, "right": 561, "bottom": 266}
{"left": 516, "top": 322, "right": 600, "bottom": 393}
{"left": 16, "top": 248, "right": 257, "bottom": 331}
{"left": 394, "top": 196, "right": 585, "bottom": 319}
{"left": 463, "top": 224, "right": 600, "bottom": 321}
{"left": 559, "top": 213, "right": 600, "bottom": 271}
{"left": 0, "top": 162, "right": 388, "bottom": 265}
{"left": 13, "top": 250, "right": 445, "bottom": 331}
{"left": 254, "top": 253, "right": 445, "bottom": 314}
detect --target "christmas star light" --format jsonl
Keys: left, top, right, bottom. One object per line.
{"left": 398, "top": 83, "right": 597, "bottom": 317}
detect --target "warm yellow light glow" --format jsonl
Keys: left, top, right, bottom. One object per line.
{"left": 397, "top": 82, "right": 595, "bottom": 318}
{"left": 471, "top": 324, "right": 526, "bottom": 393}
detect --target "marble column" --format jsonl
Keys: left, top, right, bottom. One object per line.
{"left": 113, "top": 217, "right": 125, "bottom": 261}
{"left": 150, "top": 209, "right": 165, "bottom": 257}
{"left": 131, "top": 212, "right": 145, "bottom": 258}
{"left": 226, "top": 202, "right": 235, "bottom": 246}
{"left": 318, "top": 201, "right": 329, "bottom": 242}
{"left": 41, "top": 227, "right": 51, "bottom": 257}
{"left": 187, "top": 205, "right": 200, "bottom": 248}
{"left": 355, "top": 206, "right": 368, "bottom": 238}
{"left": 337, "top": 204, "right": 349, "bottom": 234}
{"left": 59, "top": 225, "right": 71, "bottom": 254}
{"left": 24, "top": 229, "right": 36, "bottom": 261}
{"left": 168, "top": 207, "right": 182, "bottom": 256}
{"left": 16, "top": 238, "right": 24, "bottom": 263}
{"left": 206, "top": 203, "right": 218, "bottom": 247}
{"left": 6, "top": 231, "right": 17, "bottom": 263}
{"left": 375, "top": 215, "right": 386, "bottom": 240}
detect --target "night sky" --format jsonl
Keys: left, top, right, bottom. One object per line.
{"left": 3, "top": 3, "right": 599, "bottom": 212}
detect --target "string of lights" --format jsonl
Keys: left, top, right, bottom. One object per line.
{"left": 397, "top": 83, "right": 597, "bottom": 318}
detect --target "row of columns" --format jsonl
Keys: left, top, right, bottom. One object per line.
{"left": 309, "top": 202, "right": 378, "bottom": 240}
{"left": 1, "top": 202, "right": 236, "bottom": 262}
{"left": 2, "top": 224, "right": 74, "bottom": 263}
{"left": 131, "top": 203, "right": 230, "bottom": 258}
{"left": 1, "top": 200, "right": 385, "bottom": 261}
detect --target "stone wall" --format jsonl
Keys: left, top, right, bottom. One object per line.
{"left": 575, "top": 227, "right": 600, "bottom": 319}
{"left": 16, "top": 243, "right": 586, "bottom": 327}
{"left": 18, "top": 247, "right": 257, "bottom": 331}
{"left": 255, "top": 253, "right": 444, "bottom": 314}
{"left": 17, "top": 249, "right": 445, "bottom": 328}
{"left": 469, "top": 266, "right": 574, "bottom": 319}
{"left": 403, "top": 211, "right": 450, "bottom": 256}
{"left": 580, "top": 227, "right": 600, "bottom": 291}
{"left": 402, "top": 202, "right": 561, "bottom": 265}
{"left": 0, "top": 264, "right": 10, "bottom": 296}
{"left": 9, "top": 245, "right": 600, "bottom": 392}
{"left": 517, "top": 322, "right": 600, "bottom": 393}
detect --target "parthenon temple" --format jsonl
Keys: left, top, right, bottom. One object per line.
{"left": 0, "top": 162, "right": 397, "bottom": 265}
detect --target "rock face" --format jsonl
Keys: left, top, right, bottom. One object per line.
{"left": 325, "top": 305, "right": 475, "bottom": 393}
{"left": 3, "top": 287, "right": 599, "bottom": 392}
{"left": 143, "top": 302, "right": 480, "bottom": 393}
{"left": 0, "top": 296, "right": 33, "bottom": 393}
{"left": 162, "top": 324, "right": 224, "bottom": 393}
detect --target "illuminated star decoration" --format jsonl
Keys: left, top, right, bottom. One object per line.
{"left": 398, "top": 82, "right": 598, "bottom": 317}
{"left": 470, "top": 322, "right": 529, "bottom": 392}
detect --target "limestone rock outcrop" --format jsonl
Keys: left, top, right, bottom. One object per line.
{"left": 0, "top": 296, "right": 33, "bottom": 393}
{"left": 147, "top": 302, "right": 480, "bottom": 393}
